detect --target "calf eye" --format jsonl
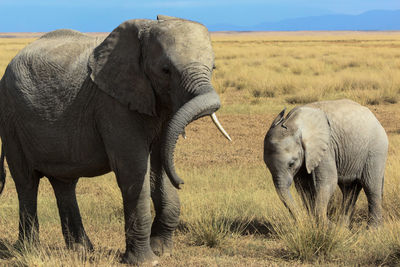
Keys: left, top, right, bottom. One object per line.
{"left": 288, "top": 159, "right": 296, "bottom": 168}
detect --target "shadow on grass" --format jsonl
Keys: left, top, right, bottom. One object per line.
{"left": 178, "top": 218, "right": 276, "bottom": 237}
{"left": 0, "top": 239, "right": 14, "bottom": 259}
{"left": 233, "top": 218, "right": 276, "bottom": 237}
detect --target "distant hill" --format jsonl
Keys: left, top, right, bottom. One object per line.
{"left": 209, "top": 10, "right": 400, "bottom": 31}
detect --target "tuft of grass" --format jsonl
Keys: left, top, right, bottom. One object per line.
{"left": 273, "top": 213, "right": 357, "bottom": 262}
{"left": 0, "top": 232, "right": 119, "bottom": 266}
{"left": 354, "top": 221, "right": 400, "bottom": 266}
{"left": 184, "top": 209, "right": 247, "bottom": 248}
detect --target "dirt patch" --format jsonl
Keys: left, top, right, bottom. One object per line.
{"left": 176, "top": 113, "right": 274, "bottom": 168}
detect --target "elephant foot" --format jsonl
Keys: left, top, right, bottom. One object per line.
{"left": 70, "top": 242, "right": 94, "bottom": 253}
{"left": 121, "top": 247, "right": 159, "bottom": 266}
{"left": 150, "top": 235, "right": 173, "bottom": 257}
{"left": 367, "top": 219, "right": 382, "bottom": 229}
{"left": 66, "top": 237, "right": 94, "bottom": 252}
{"left": 13, "top": 238, "right": 39, "bottom": 252}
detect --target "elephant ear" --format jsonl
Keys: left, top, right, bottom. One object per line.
{"left": 88, "top": 20, "right": 156, "bottom": 116}
{"left": 270, "top": 108, "right": 286, "bottom": 128}
{"left": 295, "top": 107, "right": 330, "bottom": 174}
{"left": 157, "top": 15, "right": 181, "bottom": 20}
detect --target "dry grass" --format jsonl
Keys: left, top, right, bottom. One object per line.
{"left": 1, "top": 32, "right": 400, "bottom": 266}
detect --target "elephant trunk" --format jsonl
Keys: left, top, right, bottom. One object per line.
{"left": 0, "top": 144, "right": 5, "bottom": 195}
{"left": 274, "top": 176, "right": 298, "bottom": 219}
{"left": 162, "top": 85, "right": 223, "bottom": 189}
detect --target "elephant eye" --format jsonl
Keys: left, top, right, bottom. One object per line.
{"left": 162, "top": 65, "right": 170, "bottom": 75}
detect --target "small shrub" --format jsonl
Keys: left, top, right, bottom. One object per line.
{"left": 344, "top": 61, "right": 361, "bottom": 68}
{"left": 354, "top": 89, "right": 399, "bottom": 105}
{"left": 366, "top": 97, "right": 381, "bottom": 105}
{"left": 234, "top": 80, "right": 247, "bottom": 90}
{"left": 286, "top": 92, "right": 320, "bottom": 104}
{"left": 251, "top": 88, "right": 275, "bottom": 98}
{"left": 252, "top": 89, "right": 262, "bottom": 98}
{"left": 383, "top": 94, "right": 398, "bottom": 104}
{"left": 291, "top": 66, "right": 303, "bottom": 75}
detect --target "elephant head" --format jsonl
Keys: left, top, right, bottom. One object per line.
{"left": 263, "top": 107, "right": 330, "bottom": 216}
{"left": 88, "top": 16, "right": 230, "bottom": 189}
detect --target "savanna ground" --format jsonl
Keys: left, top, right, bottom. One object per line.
{"left": 1, "top": 31, "right": 400, "bottom": 266}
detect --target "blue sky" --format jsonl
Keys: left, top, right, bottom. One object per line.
{"left": 1, "top": 0, "right": 400, "bottom": 32}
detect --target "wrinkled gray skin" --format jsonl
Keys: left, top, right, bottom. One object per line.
{"left": 0, "top": 16, "right": 227, "bottom": 265}
{"left": 264, "top": 99, "right": 388, "bottom": 226}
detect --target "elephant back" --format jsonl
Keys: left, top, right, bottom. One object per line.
{"left": 3, "top": 30, "right": 101, "bottom": 121}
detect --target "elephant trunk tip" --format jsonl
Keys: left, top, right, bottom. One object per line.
{"left": 173, "top": 179, "right": 184, "bottom": 190}
{"left": 0, "top": 144, "right": 5, "bottom": 195}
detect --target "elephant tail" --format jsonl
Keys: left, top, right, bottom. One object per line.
{"left": 0, "top": 144, "right": 5, "bottom": 195}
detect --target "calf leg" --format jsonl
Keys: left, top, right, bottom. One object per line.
{"left": 338, "top": 181, "right": 362, "bottom": 226}
{"left": 362, "top": 155, "right": 385, "bottom": 227}
{"left": 313, "top": 155, "right": 338, "bottom": 223}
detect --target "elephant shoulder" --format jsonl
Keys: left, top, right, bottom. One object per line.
{"left": 305, "top": 99, "right": 365, "bottom": 118}
{"left": 40, "top": 29, "right": 89, "bottom": 40}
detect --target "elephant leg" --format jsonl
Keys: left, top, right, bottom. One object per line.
{"left": 115, "top": 156, "right": 158, "bottom": 265}
{"left": 362, "top": 157, "right": 385, "bottom": 227}
{"left": 150, "top": 151, "right": 180, "bottom": 256}
{"left": 313, "top": 156, "right": 338, "bottom": 223}
{"left": 15, "top": 177, "right": 40, "bottom": 246}
{"left": 48, "top": 177, "right": 93, "bottom": 251}
{"left": 150, "top": 175, "right": 180, "bottom": 257}
{"left": 364, "top": 189, "right": 383, "bottom": 227}
{"left": 338, "top": 181, "right": 362, "bottom": 226}
{"left": 3, "top": 137, "right": 40, "bottom": 245}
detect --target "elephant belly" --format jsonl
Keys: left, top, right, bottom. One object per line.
{"left": 37, "top": 159, "right": 111, "bottom": 179}
{"left": 337, "top": 174, "right": 359, "bottom": 185}
{"left": 34, "top": 135, "right": 110, "bottom": 179}
{"left": 14, "top": 119, "right": 111, "bottom": 179}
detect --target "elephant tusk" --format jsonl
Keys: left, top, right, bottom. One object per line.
{"left": 181, "top": 131, "right": 187, "bottom": 139}
{"left": 211, "top": 113, "right": 232, "bottom": 141}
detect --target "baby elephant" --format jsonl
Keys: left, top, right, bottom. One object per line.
{"left": 264, "top": 99, "right": 388, "bottom": 226}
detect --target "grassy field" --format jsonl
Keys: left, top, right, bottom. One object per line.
{"left": 1, "top": 32, "right": 400, "bottom": 266}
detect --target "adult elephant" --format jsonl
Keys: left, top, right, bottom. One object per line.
{"left": 0, "top": 15, "right": 231, "bottom": 265}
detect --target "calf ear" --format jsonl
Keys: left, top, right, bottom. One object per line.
{"left": 157, "top": 15, "right": 181, "bottom": 20}
{"left": 88, "top": 19, "right": 156, "bottom": 116}
{"left": 295, "top": 107, "right": 330, "bottom": 174}
{"left": 271, "top": 108, "right": 286, "bottom": 128}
